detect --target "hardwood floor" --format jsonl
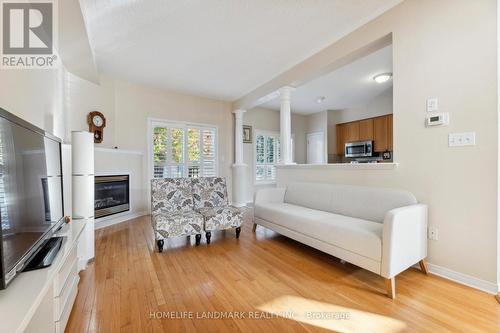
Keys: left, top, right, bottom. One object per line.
{"left": 66, "top": 213, "right": 500, "bottom": 332}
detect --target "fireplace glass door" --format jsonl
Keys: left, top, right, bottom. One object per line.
{"left": 94, "top": 175, "right": 130, "bottom": 218}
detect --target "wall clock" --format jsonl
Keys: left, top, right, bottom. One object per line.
{"left": 87, "top": 111, "right": 106, "bottom": 143}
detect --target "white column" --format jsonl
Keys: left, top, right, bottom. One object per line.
{"left": 72, "top": 131, "right": 95, "bottom": 270}
{"left": 232, "top": 109, "right": 247, "bottom": 207}
{"left": 279, "top": 86, "right": 294, "bottom": 164}
{"left": 233, "top": 109, "right": 246, "bottom": 166}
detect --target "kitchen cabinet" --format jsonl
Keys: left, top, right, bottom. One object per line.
{"left": 336, "top": 124, "right": 344, "bottom": 155}
{"left": 336, "top": 114, "right": 392, "bottom": 156}
{"left": 336, "top": 122, "right": 359, "bottom": 155}
{"left": 358, "top": 119, "right": 373, "bottom": 141}
{"left": 373, "top": 115, "right": 393, "bottom": 152}
{"left": 387, "top": 114, "right": 393, "bottom": 151}
{"left": 343, "top": 122, "right": 359, "bottom": 142}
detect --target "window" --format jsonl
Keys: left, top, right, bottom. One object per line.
{"left": 151, "top": 121, "right": 217, "bottom": 179}
{"left": 255, "top": 131, "right": 294, "bottom": 183}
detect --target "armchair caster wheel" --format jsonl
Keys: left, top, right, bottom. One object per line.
{"left": 157, "top": 239, "right": 164, "bottom": 253}
{"left": 206, "top": 231, "right": 211, "bottom": 244}
{"left": 195, "top": 234, "right": 201, "bottom": 246}
{"left": 235, "top": 226, "right": 241, "bottom": 239}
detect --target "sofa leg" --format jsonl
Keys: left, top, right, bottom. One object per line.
{"left": 384, "top": 277, "right": 396, "bottom": 299}
{"left": 157, "top": 240, "right": 164, "bottom": 253}
{"left": 206, "top": 231, "right": 211, "bottom": 244}
{"left": 195, "top": 234, "right": 201, "bottom": 246}
{"left": 235, "top": 227, "right": 241, "bottom": 239}
{"left": 419, "top": 259, "right": 429, "bottom": 275}
{"left": 252, "top": 223, "right": 257, "bottom": 232}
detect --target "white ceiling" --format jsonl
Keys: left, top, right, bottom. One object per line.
{"left": 261, "top": 45, "right": 393, "bottom": 114}
{"left": 80, "top": 0, "right": 402, "bottom": 101}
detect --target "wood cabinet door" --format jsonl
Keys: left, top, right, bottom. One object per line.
{"left": 358, "top": 119, "right": 374, "bottom": 141}
{"left": 387, "top": 114, "right": 393, "bottom": 151}
{"left": 336, "top": 124, "right": 345, "bottom": 155}
{"left": 343, "top": 122, "right": 359, "bottom": 143}
{"left": 373, "top": 116, "right": 388, "bottom": 152}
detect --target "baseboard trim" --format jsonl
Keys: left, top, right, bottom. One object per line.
{"left": 95, "top": 211, "right": 148, "bottom": 230}
{"left": 414, "top": 262, "right": 499, "bottom": 295}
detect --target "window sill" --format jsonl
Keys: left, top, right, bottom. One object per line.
{"left": 254, "top": 181, "right": 277, "bottom": 186}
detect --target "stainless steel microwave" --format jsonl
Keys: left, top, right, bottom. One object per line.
{"left": 345, "top": 141, "right": 373, "bottom": 157}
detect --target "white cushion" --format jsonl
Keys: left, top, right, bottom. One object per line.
{"left": 284, "top": 182, "right": 417, "bottom": 223}
{"left": 255, "top": 202, "right": 383, "bottom": 261}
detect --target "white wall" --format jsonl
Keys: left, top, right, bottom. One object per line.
{"left": 249, "top": 0, "right": 499, "bottom": 288}
{"left": 328, "top": 88, "right": 393, "bottom": 156}
{"left": 65, "top": 75, "right": 115, "bottom": 146}
{"left": 0, "top": 69, "right": 66, "bottom": 139}
{"left": 241, "top": 107, "right": 307, "bottom": 203}
{"left": 94, "top": 149, "right": 145, "bottom": 219}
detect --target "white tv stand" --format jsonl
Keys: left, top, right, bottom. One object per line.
{"left": 0, "top": 219, "right": 87, "bottom": 333}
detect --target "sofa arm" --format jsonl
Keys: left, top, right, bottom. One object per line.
{"left": 254, "top": 187, "right": 286, "bottom": 205}
{"left": 381, "top": 204, "right": 428, "bottom": 278}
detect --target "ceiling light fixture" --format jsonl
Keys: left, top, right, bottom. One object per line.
{"left": 316, "top": 96, "right": 326, "bottom": 104}
{"left": 373, "top": 73, "right": 392, "bottom": 83}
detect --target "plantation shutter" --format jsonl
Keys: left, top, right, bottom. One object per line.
{"left": 255, "top": 134, "right": 265, "bottom": 181}
{"left": 152, "top": 122, "right": 217, "bottom": 179}
{"left": 201, "top": 128, "right": 217, "bottom": 177}
{"left": 187, "top": 128, "right": 201, "bottom": 178}
{"left": 255, "top": 131, "right": 280, "bottom": 183}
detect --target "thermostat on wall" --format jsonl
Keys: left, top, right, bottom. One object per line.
{"left": 426, "top": 113, "right": 449, "bottom": 127}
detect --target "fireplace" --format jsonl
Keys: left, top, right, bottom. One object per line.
{"left": 94, "top": 175, "right": 130, "bottom": 218}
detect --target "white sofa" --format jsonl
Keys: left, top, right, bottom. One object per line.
{"left": 253, "top": 182, "right": 428, "bottom": 298}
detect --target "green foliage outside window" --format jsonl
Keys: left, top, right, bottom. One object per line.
{"left": 171, "top": 128, "right": 183, "bottom": 163}
{"left": 188, "top": 129, "right": 200, "bottom": 161}
{"left": 153, "top": 127, "right": 167, "bottom": 163}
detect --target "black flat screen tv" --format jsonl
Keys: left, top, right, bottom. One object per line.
{"left": 0, "top": 108, "right": 64, "bottom": 289}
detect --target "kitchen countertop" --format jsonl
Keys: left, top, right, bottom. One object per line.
{"left": 275, "top": 162, "right": 399, "bottom": 170}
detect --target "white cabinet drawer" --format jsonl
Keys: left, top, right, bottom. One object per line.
{"left": 54, "top": 260, "right": 78, "bottom": 321}
{"left": 55, "top": 277, "right": 79, "bottom": 333}
{"left": 54, "top": 245, "right": 77, "bottom": 297}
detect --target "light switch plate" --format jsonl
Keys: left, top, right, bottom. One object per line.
{"left": 426, "top": 98, "right": 438, "bottom": 112}
{"left": 428, "top": 227, "right": 438, "bottom": 241}
{"left": 449, "top": 132, "right": 475, "bottom": 147}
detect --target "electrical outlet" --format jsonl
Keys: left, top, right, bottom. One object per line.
{"left": 449, "top": 132, "right": 476, "bottom": 147}
{"left": 428, "top": 227, "right": 439, "bottom": 241}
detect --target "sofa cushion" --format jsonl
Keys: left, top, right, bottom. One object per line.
{"left": 152, "top": 211, "right": 204, "bottom": 239}
{"left": 255, "top": 202, "right": 383, "bottom": 261}
{"left": 284, "top": 182, "right": 417, "bottom": 223}
{"left": 198, "top": 206, "right": 244, "bottom": 231}
{"left": 192, "top": 177, "right": 229, "bottom": 209}
{"left": 151, "top": 178, "right": 194, "bottom": 213}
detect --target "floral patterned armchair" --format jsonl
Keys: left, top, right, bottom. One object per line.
{"left": 150, "top": 178, "right": 203, "bottom": 252}
{"left": 191, "top": 177, "right": 244, "bottom": 244}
